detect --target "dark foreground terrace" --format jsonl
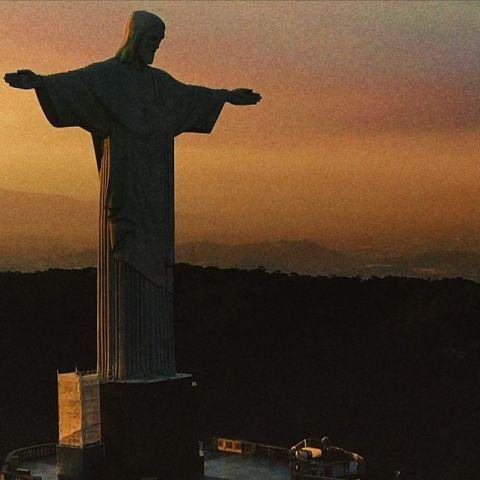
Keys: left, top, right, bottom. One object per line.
{"left": 1, "top": 445, "right": 291, "bottom": 480}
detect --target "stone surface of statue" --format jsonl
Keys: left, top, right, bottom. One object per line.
{"left": 4, "top": 10, "right": 261, "bottom": 382}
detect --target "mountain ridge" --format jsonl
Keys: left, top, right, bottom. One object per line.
{"left": 1, "top": 189, "right": 479, "bottom": 280}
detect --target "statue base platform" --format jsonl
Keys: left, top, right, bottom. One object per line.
{"left": 57, "top": 443, "right": 104, "bottom": 480}
{"left": 100, "top": 374, "right": 203, "bottom": 480}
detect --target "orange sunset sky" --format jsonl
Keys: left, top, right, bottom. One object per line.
{"left": 1, "top": 1, "right": 479, "bottom": 250}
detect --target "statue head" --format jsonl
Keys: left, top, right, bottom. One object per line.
{"left": 116, "top": 11, "right": 166, "bottom": 65}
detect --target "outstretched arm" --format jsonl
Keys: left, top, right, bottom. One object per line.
{"left": 4, "top": 69, "right": 41, "bottom": 89}
{"left": 222, "top": 88, "right": 262, "bottom": 106}
{"left": 163, "top": 71, "right": 262, "bottom": 136}
{"left": 5, "top": 70, "right": 63, "bottom": 126}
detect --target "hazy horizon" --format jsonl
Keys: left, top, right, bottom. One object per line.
{"left": 1, "top": 186, "right": 480, "bottom": 252}
{"left": 1, "top": 188, "right": 479, "bottom": 282}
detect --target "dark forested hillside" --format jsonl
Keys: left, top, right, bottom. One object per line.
{"left": 1, "top": 266, "right": 479, "bottom": 480}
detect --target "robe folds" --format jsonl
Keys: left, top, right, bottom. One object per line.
{"left": 37, "top": 58, "right": 225, "bottom": 381}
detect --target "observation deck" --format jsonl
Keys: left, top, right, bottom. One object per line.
{"left": 1, "top": 443, "right": 291, "bottom": 480}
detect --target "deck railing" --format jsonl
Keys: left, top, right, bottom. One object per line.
{"left": 2, "top": 443, "right": 56, "bottom": 480}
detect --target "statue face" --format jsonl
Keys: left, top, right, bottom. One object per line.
{"left": 136, "top": 26, "right": 165, "bottom": 65}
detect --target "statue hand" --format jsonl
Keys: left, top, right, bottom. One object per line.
{"left": 4, "top": 70, "right": 41, "bottom": 90}
{"left": 227, "top": 88, "right": 262, "bottom": 105}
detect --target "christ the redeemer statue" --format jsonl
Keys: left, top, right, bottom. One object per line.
{"left": 5, "top": 11, "right": 261, "bottom": 382}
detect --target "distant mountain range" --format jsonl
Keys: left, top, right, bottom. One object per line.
{"left": 176, "top": 240, "right": 350, "bottom": 276}
{"left": 176, "top": 241, "right": 480, "bottom": 282}
{"left": 0, "top": 188, "right": 479, "bottom": 281}
{"left": 0, "top": 188, "right": 97, "bottom": 271}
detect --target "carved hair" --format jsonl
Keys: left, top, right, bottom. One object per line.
{"left": 116, "top": 11, "right": 165, "bottom": 64}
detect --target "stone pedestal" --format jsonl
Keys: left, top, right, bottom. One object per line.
{"left": 100, "top": 375, "right": 203, "bottom": 480}
{"left": 57, "top": 443, "right": 104, "bottom": 480}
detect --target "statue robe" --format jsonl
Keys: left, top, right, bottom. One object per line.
{"left": 36, "top": 58, "right": 225, "bottom": 381}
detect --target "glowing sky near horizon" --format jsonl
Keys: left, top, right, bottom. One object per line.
{"left": 0, "top": 1, "right": 479, "bottom": 248}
